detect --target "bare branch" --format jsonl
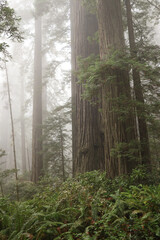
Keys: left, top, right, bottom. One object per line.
{"left": 146, "top": 0, "right": 160, "bottom": 11}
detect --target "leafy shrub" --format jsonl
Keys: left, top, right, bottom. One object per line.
{"left": 0, "top": 169, "right": 160, "bottom": 239}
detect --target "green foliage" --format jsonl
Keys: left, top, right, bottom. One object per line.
{"left": 80, "top": 0, "right": 160, "bottom": 165}
{"left": 0, "top": 151, "right": 18, "bottom": 198}
{"left": 82, "top": 0, "right": 96, "bottom": 14}
{"left": 77, "top": 50, "right": 160, "bottom": 101}
{"left": 130, "top": 0, "right": 160, "bottom": 41}
{"left": 110, "top": 140, "right": 140, "bottom": 163}
{"left": 0, "top": 1, "right": 21, "bottom": 40}
{"left": 0, "top": 169, "right": 17, "bottom": 184}
{"left": 0, "top": 0, "right": 22, "bottom": 55}
{"left": 0, "top": 169, "right": 160, "bottom": 239}
{"left": 42, "top": 102, "right": 72, "bottom": 181}
{"left": 77, "top": 47, "right": 160, "bottom": 164}
{"left": 3, "top": 179, "right": 37, "bottom": 201}
{"left": 0, "top": 150, "right": 6, "bottom": 158}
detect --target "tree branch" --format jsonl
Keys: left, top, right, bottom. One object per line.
{"left": 146, "top": 0, "right": 160, "bottom": 11}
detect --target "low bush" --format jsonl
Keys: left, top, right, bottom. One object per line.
{"left": 0, "top": 168, "right": 160, "bottom": 239}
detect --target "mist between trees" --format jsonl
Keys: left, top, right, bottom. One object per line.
{"left": 0, "top": 0, "right": 160, "bottom": 196}
{"left": 0, "top": 0, "right": 71, "bottom": 192}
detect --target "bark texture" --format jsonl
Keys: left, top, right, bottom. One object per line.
{"left": 32, "top": 3, "right": 43, "bottom": 183}
{"left": 97, "top": 0, "right": 138, "bottom": 178}
{"left": 71, "top": 0, "right": 104, "bottom": 176}
{"left": 125, "top": 0, "right": 151, "bottom": 166}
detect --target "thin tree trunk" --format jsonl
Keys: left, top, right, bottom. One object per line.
{"left": 125, "top": 0, "right": 151, "bottom": 167}
{"left": 152, "top": 134, "right": 159, "bottom": 167}
{"left": 42, "top": 53, "right": 48, "bottom": 173}
{"left": 42, "top": 70, "right": 47, "bottom": 122}
{"left": 20, "top": 69, "right": 27, "bottom": 173}
{"left": 42, "top": 21, "right": 48, "bottom": 123}
{"left": 0, "top": 182, "right": 4, "bottom": 197}
{"left": 5, "top": 60, "right": 19, "bottom": 201}
{"left": 59, "top": 121, "right": 65, "bottom": 182}
{"left": 71, "top": 0, "right": 104, "bottom": 176}
{"left": 27, "top": 147, "right": 31, "bottom": 172}
{"left": 0, "top": 106, "right": 9, "bottom": 170}
{"left": 96, "top": 0, "right": 138, "bottom": 178}
{"left": 32, "top": 1, "right": 43, "bottom": 183}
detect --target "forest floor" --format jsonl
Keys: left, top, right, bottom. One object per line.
{"left": 0, "top": 168, "right": 160, "bottom": 239}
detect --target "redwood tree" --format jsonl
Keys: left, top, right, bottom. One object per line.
{"left": 125, "top": 0, "right": 151, "bottom": 167}
{"left": 71, "top": 0, "right": 104, "bottom": 176}
{"left": 20, "top": 67, "right": 27, "bottom": 173}
{"left": 32, "top": 0, "right": 43, "bottom": 183}
{"left": 96, "top": 0, "right": 138, "bottom": 178}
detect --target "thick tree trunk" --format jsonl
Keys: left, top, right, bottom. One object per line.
{"left": 97, "top": 0, "right": 138, "bottom": 178}
{"left": 32, "top": 2, "right": 43, "bottom": 183}
{"left": 71, "top": 0, "right": 104, "bottom": 176}
{"left": 125, "top": 0, "right": 151, "bottom": 167}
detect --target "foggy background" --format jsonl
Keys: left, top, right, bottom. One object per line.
{"left": 0, "top": 0, "right": 71, "bottom": 174}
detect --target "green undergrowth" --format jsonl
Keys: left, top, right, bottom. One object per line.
{"left": 0, "top": 168, "right": 160, "bottom": 239}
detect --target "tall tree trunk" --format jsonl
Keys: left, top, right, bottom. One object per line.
{"left": 5, "top": 60, "right": 19, "bottom": 201}
{"left": 96, "top": 0, "right": 138, "bottom": 178}
{"left": 42, "top": 56, "right": 48, "bottom": 173}
{"left": 125, "top": 0, "right": 151, "bottom": 167}
{"left": 27, "top": 146, "right": 31, "bottom": 172}
{"left": 59, "top": 121, "right": 65, "bottom": 182}
{"left": 42, "top": 20, "right": 48, "bottom": 123}
{"left": 20, "top": 68, "right": 27, "bottom": 173}
{"left": 0, "top": 182, "right": 4, "bottom": 197}
{"left": 31, "top": 1, "right": 43, "bottom": 183}
{"left": 71, "top": 0, "right": 104, "bottom": 176}
{"left": 42, "top": 64, "right": 47, "bottom": 122}
{"left": 0, "top": 103, "right": 9, "bottom": 170}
